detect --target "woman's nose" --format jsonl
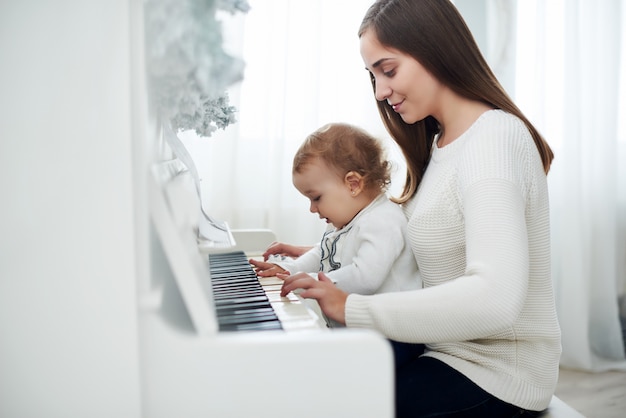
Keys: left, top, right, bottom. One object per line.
{"left": 374, "top": 78, "right": 391, "bottom": 101}
{"left": 309, "top": 202, "right": 317, "bottom": 213}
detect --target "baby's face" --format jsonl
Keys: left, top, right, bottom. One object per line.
{"left": 293, "top": 158, "right": 360, "bottom": 229}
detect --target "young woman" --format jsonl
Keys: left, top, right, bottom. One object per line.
{"left": 278, "top": 0, "right": 561, "bottom": 416}
{"left": 250, "top": 122, "right": 420, "bottom": 326}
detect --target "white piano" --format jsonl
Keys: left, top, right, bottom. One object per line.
{"left": 139, "top": 154, "right": 394, "bottom": 418}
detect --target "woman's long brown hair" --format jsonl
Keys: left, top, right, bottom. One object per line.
{"left": 359, "top": 0, "right": 554, "bottom": 203}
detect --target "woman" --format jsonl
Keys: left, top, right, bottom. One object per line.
{"left": 278, "top": 0, "right": 561, "bottom": 416}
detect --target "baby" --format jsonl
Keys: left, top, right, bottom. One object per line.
{"left": 250, "top": 122, "right": 420, "bottom": 324}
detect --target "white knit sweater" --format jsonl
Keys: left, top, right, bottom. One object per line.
{"left": 345, "top": 110, "right": 561, "bottom": 411}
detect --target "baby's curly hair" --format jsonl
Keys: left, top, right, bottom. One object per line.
{"left": 293, "top": 122, "right": 391, "bottom": 193}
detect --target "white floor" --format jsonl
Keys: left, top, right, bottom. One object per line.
{"left": 555, "top": 367, "right": 626, "bottom": 418}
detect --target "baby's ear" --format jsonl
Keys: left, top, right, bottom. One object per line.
{"left": 344, "top": 171, "right": 364, "bottom": 196}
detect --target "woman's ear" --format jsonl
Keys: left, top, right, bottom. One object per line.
{"left": 345, "top": 171, "right": 364, "bottom": 196}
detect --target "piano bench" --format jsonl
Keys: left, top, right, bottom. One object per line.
{"left": 541, "top": 396, "right": 585, "bottom": 417}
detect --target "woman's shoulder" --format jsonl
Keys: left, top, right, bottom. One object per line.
{"left": 457, "top": 110, "right": 538, "bottom": 186}
{"left": 475, "top": 110, "right": 531, "bottom": 142}
{"left": 461, "top": 110, "right": 535, "bottom": 161}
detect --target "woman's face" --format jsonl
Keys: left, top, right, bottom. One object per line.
{"left": 360, "top": 28, "right": 444, "bottom": 124}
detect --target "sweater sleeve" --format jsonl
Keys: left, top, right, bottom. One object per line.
{"left": 276, "top": 245, "right": 323, "bottom": 275}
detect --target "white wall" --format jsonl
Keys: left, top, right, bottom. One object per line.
{"left": 0, "top": 1, "right": 142, "bottom": 417}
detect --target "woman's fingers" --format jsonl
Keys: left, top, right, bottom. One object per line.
{"left": 280, "top": 273, "right": 316, "bottom": 297}
{"left": 317, "top": 271, "right": 333, "bottom": 284}
{"left": 305, "top": 273, "right": 348, "bottom": 323}
{"left": 280, "top": 271, "right": 347, "bottom": 325}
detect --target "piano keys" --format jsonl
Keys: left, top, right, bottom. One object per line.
{"left": 209, "top": 250, "right": 327, "bottom": 332}
{"left": 209, "top": 251, "right": 283, "bottom": 332}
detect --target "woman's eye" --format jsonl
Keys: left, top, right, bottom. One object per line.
{"left": 383, "top": 68, "right": 396, "bottom": 77}
{"left": 312, "top": 196, "right": 321, "bottom": 202}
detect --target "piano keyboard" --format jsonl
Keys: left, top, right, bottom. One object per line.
{"left": 208, "top": 251, "right": 327, "bottom": 332}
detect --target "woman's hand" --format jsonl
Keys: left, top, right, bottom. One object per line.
{"left": 262, "top": 242, "right": 313, "bottom": 261}
{"left": 280, "top": 271, "right": 348, "bottom": 325}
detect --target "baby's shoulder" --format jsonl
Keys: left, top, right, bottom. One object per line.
{"left": 362, "top": 196, "right": 406, "bottom": 223}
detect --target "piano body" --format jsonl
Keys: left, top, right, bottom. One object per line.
{"left": 139, "top": 152, "right": 394, "bottom": 417}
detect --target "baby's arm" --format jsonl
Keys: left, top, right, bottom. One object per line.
{"left": 262, "top": 242, "right": 313, "bottom": 261}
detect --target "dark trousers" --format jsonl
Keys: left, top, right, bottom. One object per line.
{"left": 389, "top": 341, "right": 545, "bottom": 418}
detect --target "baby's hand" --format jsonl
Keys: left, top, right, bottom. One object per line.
{"left": 262, "top": 242, "right": 312, "bottom": 261}
{"left": 249, "top": 258, "right": 288, "bottom": 277}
